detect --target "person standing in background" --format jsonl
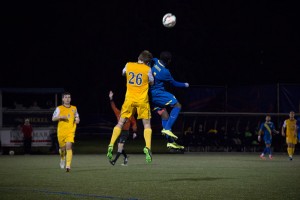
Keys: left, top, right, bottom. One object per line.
{"left": 21, "top": 118, "right": 33, "bottom": 154}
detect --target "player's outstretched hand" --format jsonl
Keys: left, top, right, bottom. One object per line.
{"left": 258, "top": 135, "right": 261, "bottom": 142}
{"left": 109, "top": 91, "right": 114, "bottom": 100}
{"left": 185, "top": 83, "right": 189, "bottom": 88}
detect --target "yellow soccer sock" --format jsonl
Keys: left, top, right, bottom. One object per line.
{"left": 109, "top": 127, "right": 122, "bottom": 146}
{"left": 59, "top": 149, "right": 65, "bottom": 160}
{"left": 66, "top": 149, "right": 73, "bottom": 168}
{"left": 144, "top": 128, "right": 152, "bottom": 149}
{"left": 292, "top": 147, "right": 295, "bottom": 155}
{"left": 287, "top": 147, "right": 292, "bottom": 157}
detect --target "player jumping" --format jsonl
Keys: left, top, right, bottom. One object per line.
{"left": 150, "top": 51, "right": 189, "bottom": 150}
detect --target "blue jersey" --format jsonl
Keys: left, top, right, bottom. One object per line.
{"left": 259, "top": 122, "right": 275, "bottom": 141}
{"left": 150, "top": 58, "right": 186, "bottom": 91}
{"left": 296, "top": 117, "right": 300, "bottom": 140}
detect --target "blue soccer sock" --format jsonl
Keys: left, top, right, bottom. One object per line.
{"left": 266, "top": 147, "right": 271, "bottom": 155}
{"left": 165, "top": 107, "right": 181, "bottom": 131}
{"left": 162, "top": 119, "right": 168, "bottom": 129}
{"left": 162, "top": 119, "right": 174, "bottom": 143}
{"left": 269, "top": 147, "right": 272, "bottom": 155}
{"left": 263, "top": 147, "right": 268, "bottom": 154}
{"left": 266, "top": 147, "right": 269, "bottom": 154}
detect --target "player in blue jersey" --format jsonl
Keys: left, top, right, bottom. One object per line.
{"left": 150, "top": 51, "right": 189, "bottom": 149}
{"left": 258, "top": 115, "right": 279, "bottom": 159}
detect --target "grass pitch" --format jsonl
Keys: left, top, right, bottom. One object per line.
{"left": 0, "top": 153, "right": 299, "bottom": 200}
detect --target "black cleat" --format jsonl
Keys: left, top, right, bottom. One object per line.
{"left": 109, "top": 160, "right": 115, "bottom": 166}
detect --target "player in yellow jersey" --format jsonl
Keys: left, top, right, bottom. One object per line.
{"left": 281, "top": 111, "right": 298, "bottom": 161}
{"left": 52, "top": 92, "right": 80, "bottom": 172}
{"left": 107, "top": 50, "right": 154, "bottom": 163}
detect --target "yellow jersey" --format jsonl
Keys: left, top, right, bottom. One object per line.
{"left": 53, "top": 105, "right": 79, "bottom": 135}
{"left": 123, "top": 62, "right": 153, "bottom": 103}
{"left": 283, "top": 119, "right": 297, "bottom": 138}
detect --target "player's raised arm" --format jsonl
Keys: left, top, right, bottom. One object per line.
{"left": 166, "top": 69, "right": 189, "bottom": 88}
{"left": 109, "top": 91, "right": 121, "bottom": 116}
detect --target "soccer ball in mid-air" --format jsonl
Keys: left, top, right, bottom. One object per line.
{"left": 9, "top": 150, "right": 14, "bottom": 155}
{"left": 162, "top": 13, "right": 176, "bottom": 28}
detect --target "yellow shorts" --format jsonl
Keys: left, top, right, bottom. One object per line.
{"left": 286, "top": 136, "right": 297, "bottom": 144}
{"left": 58, "top": 132, "right": 75, "bottom": 147}
{"left": 120, "top": 100, "right": 151, "bottom": 120}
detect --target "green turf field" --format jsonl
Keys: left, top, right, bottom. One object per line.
{"left": 0, "top": 153, "right": 299, "bottom": 200}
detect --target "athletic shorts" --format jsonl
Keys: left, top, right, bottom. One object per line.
{"left": 264, "top": 138, "right": 272, "bottom": 145}
{"left": 120, "top": 99, "right": 151, "bottom": 120}
{"left": 286, "top": 136, "right": 297, "bottom": 144}
{"left": 151, "top": 90, "right": 178, "bottom": 110}
{"left": 119, "top": 130, "right": 129, "bottom": 143}
{"left": 58, "top": 132, "right": 75, "bottom": 147}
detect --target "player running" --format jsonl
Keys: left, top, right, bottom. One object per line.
{"left": 258, "top": 115, "right": 279, "bottom": 160}
{"left": 108, "top": 91, "right": 137, "bottom": 166}
{"left": 150, "top": 51, "right": 189, "bottom": 150}
{"left": 52, "top": 92, "right": 80, "bottom": 172}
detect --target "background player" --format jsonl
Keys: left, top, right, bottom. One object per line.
{"left": 108, "top": 91, "right": 137, "bottom": 166}
{"left": 258, "top": 115, "right": 279, "bottom": 159}
{"left": 282, "top": 111, "right": 298, "bottom": 160}
{"left": 52, "top": 92, "right": 80, "bottom": 172}
{"left": 107, "top": 50, "right": 154, "bottom": 163}
{"left": 150, "top": 51, "right": 189, "bottom": 149}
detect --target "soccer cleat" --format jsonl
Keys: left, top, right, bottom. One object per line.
{"left": 269, "top": 155, "right": 273, "bottom": 160}
{"left": 107, "top": 145, "right": 113, "bottom": 160}
{"left": 289, "top": 156, "right": 293, "bottom": 161}
{"left": 60, "top": 159, "right": 65, "bottom": 169}
{"left": 123, "top": 157, "right": 128, "bottom": 165}
{"left": 109, "top": 160, "right": 115, "bottom": 166}
{"left": 161, "top": 129, "right": 178, "bottom": 140}
{"left": 66, "top": 167, "right": 70, "bottom": 172}
{"left": 143, "top": 147, "right": 152, "bottom": 163}
{"left": 260, "top": 154, "right": 266, "bottom": 160}
{"left": 167, "top": 142, "right": 184, "bottom": 149}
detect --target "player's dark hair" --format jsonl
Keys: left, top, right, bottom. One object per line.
{"left": 138, "top": 50, "right": 153, "bottom": 64}
{"left": 160, "top": 51, "right": 172, "bottom": 65}
{"left": 62, "top": 91, "right": 71, "bottom": 97}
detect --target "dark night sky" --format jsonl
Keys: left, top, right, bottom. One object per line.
{"left": 1, "top": 1, "right": 300, "bottom": 114}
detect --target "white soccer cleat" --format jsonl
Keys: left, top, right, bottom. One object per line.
{"left": 60, "top": 159, "right": 65, "bottom": 169}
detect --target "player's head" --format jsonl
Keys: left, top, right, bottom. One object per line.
{"left": 289, "top": 111, "right": 295, "bottom": 119}
{"left": 160, "top": 51, "right": 172, "bottom": 66}
{"left": 138, "top": 50, "right": 153, "bottom": 65}
{"left": 265, "top": 115, "right": 271, "bottom": 122}
{"left": 62, "top": 92, "right": 71, "bottom": 105}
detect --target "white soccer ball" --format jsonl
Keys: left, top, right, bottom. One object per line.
{"left": 162, "top": 13, "right": 176, "bottom": 28}
{"left": 9, "top": 150, "right": 15, "bottom": 155}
